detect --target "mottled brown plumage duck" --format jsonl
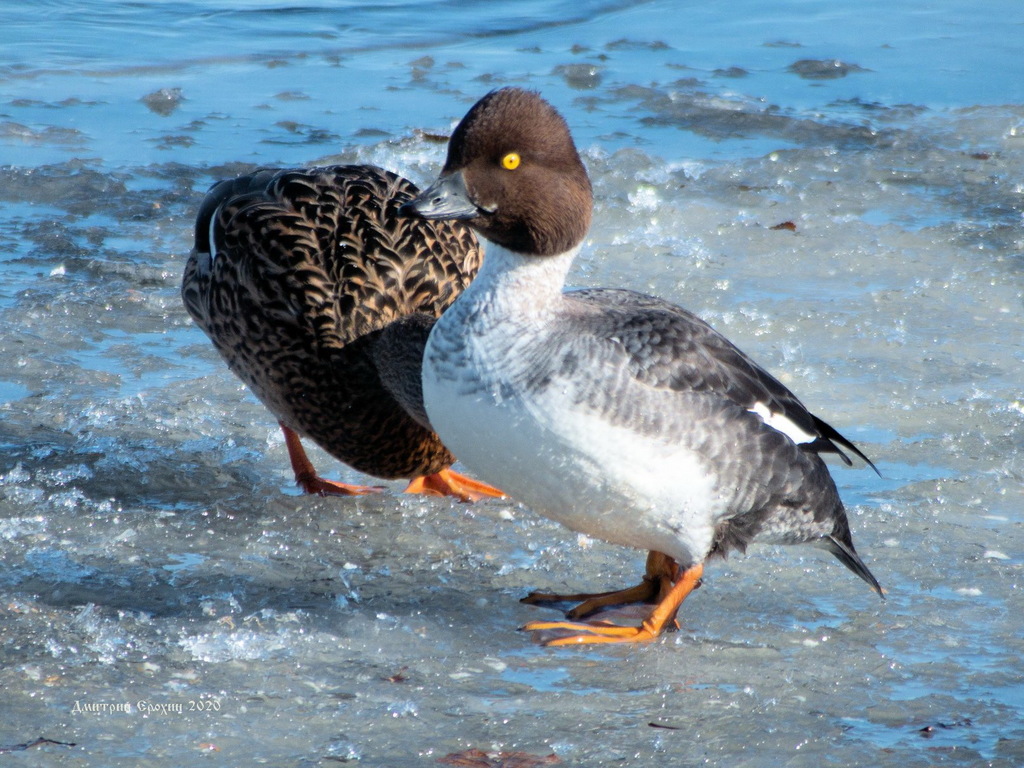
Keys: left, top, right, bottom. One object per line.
{"left": 182, "top": 163, "right": 504, "bottom": 501}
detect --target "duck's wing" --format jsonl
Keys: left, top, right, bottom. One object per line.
{"left": 568, "top": 288, "right": 877, "bottom": 473}
{"left": 363, "top": 312, "right": 435, "bottom": 431}
{"left": 184, "top": 166, "right": 341, "bottom": 352}
{"left": 187, "top": 164, "right": 483, "bottom": 348}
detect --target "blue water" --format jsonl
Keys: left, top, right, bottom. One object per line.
{"left": 1, "top": 2, "right": 1022, "bottom": 767}
{"left": 4, "top": 0, "right": 1024, "bottom": 167}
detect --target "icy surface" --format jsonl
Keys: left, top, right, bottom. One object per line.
{"left": 1, "top": 1, "right": 1022, "bottom": 766}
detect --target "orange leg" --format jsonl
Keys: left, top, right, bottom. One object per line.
{"left": 280, "top": 424, "right": 384, "bottom": 496}
{"left": 403, "top": 468, "right": 507, "bottom": 503}
{"left": 522, "top": 562, "right": 704, "bottom": 646}
{"left": 522, "top": 551, "right": 677, "bottom": 619}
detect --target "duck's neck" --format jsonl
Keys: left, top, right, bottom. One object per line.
{"left": 464, "top": 241, "right": 579, "bottom": 314}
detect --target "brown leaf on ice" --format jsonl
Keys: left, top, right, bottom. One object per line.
{"left": 770, "top": 221, "right": 797, "bottom": 231}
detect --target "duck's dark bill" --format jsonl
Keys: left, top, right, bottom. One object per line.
{"left": 402, "top": 172, "right": 479, "bottom": 220}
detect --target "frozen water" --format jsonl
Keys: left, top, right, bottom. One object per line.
{"left": 1, "top": 1, "right": 1023, "bottom": 766}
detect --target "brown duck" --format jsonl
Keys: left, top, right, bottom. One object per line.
{"left": 182, "top": 163, "right": 504, "bottom": 501}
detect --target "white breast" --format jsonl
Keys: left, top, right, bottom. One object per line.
{"left": 422, "top": 252, "right": 722, "bottom": 566}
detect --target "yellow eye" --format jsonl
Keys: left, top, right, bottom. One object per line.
{"left": 501, "top": 152, "right": 521, "bottom": 170}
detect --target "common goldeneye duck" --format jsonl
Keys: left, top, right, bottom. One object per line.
{"left": 182, "top": 164, "right": 504, "bottom": 501}
{"left": 402, "top": 88, "right": 883, "bottom": 646}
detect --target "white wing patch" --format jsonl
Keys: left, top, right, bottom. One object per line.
{"left": 748, "top": 401, "right": 817, "bottom": 444}
{"left": 208, "top": 206, "right": 222, "bottom": 262}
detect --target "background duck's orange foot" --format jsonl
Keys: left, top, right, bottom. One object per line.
{"left": 296, "top": 474, "right": 384, "bottom": 496}
{"left": 279, "top": 423, "right": 384, "bottom": 496}
{"left": 403, "top": 468, "right": 507, "bottom": 502}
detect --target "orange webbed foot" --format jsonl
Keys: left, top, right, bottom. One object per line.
{"left": 296, "top": 474, "right": 385, "bottom": 497}
{"left": 403, "top": 468, "right": 507, "bottom": 503}
{"left": 522, "top": 551, "right": 678, "bottom": 620}
{"left": 522, "top": 561, "right": 703, "bottom": 647}
{"left": 280, "top": 423, "right": 384, "bottom": 497}
{"left": 522, "top": 618, "right": 664, "bottom": 646}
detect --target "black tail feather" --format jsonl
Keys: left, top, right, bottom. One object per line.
{"left": 822, "top": 534, "right": 884, "bottom": 598}
{"left": 811, "top": 415, "right": 881, "bottom": 477}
